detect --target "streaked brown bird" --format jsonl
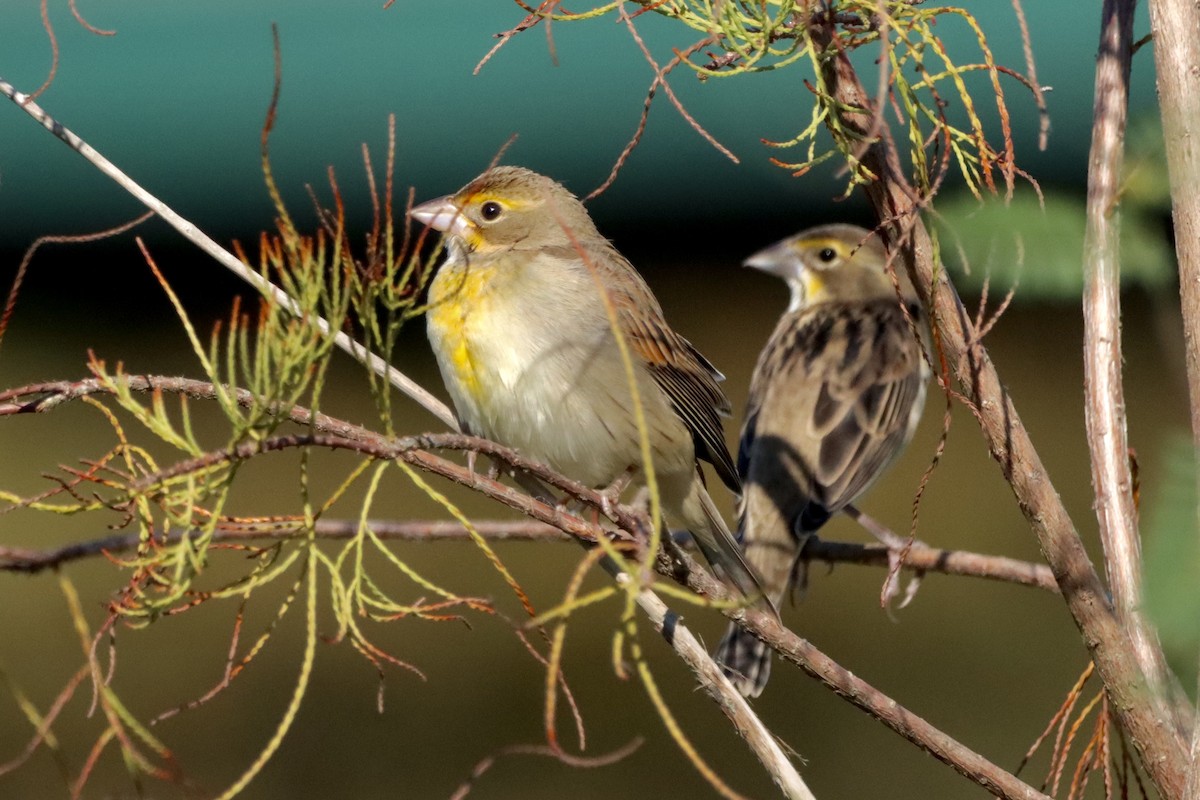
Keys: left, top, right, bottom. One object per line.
{"left": 409, "top": 166, "right": 764, "bottom": 600}
{"left": 716, "top": 224, "right": 930, "bottom": 697}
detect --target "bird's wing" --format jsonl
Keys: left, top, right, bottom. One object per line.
{"left": 597, "top": 248, "right": 741, "bottom": 493}
{"left": 743, "top": 299, "right": 927, "bottom": 516}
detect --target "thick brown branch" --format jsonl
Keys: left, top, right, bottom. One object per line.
{"left": 809, "top": 17, "right": 1190, "bottom": 797}
{"left": 0, "top": 376, "right": 645, "bottom": 538}
{"left": 1149, "top": 2, "right": 1200, "bottom": 456}
{"left": 0, "top": 375, "right": 371, "bottom": 436}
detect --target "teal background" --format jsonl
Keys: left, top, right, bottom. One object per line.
{"left": 0, "top": 4, "right": 1187, "bottom": 800}
{"left": 0, "top": 2, "right": 1160, "bottom": 245}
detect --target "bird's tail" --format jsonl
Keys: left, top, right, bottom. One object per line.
{"left": 685, "top": 481, "right": 770, "bottom": 606}
{"left": 714, "top": 523, "right": 795, "bottom": 698}
{"left": 715, "top": 494, "right": 819, "bottom": 697}
{"left": 715, "top": 622, "right": 773, "bottom": 698}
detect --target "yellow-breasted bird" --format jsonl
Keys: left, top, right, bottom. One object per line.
{"left": 409, "top": 166, "right": 764, "bottom": 600}
{"left": 715, "top": 224, "right": 930, "bottom": 697}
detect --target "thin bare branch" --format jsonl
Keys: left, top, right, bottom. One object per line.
{"left": 613, "top": 574, "right": 815, "bottom": 800}
{"left": 1009, "top": 0, "right": 1050, "bottom": 151}
{"left": 449, "top": 739, "right": 644, "bottom": 800}
{"left": 0, "top": 521, "right": 560, "bottom": 574}
{"left": 0, "top": 511, "right": 1057, "bottom": 596}
{"left": 617, "top": 7, "right": 738, "bottom": 162}
{"left": 67, "top": 0, "right": 116, "bottom": 36}
{"left": 0, "top": 73, "right": 457, "bottom": 431}
{"left": 802, "top": 537, "right": 1057, "bottom": 592}
{"left": 0, "top": 212, "right": 154, "bottom": 356}
{"left": 587, "top": 34, "right": 719, "bottom": 201}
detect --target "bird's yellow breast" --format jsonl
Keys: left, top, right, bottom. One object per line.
{"left": 425, "top": 261, "right": 499, "bottom": 403}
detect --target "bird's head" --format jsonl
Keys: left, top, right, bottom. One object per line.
{"left": 410, "top": 166, "right": 594, "bottom": 257}
{"left": 744, "top": 224, "right": 915, "bottom": 312}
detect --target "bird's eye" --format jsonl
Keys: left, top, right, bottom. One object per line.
{"left": 817, "top": 247, "right": 838, "bottom": 264}
{"left": 480, "top": 201, "right": 503, "bottom": 222}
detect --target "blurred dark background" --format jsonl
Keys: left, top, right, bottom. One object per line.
{"left": 0, "top": 3, "right": 1188, "bottom": 799}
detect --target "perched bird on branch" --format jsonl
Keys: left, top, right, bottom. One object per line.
{"left": 716, "top": 224, "right": 930, "bottom": 697}
{"left": 410, "top": 166, "right": 764, "bottom": 600}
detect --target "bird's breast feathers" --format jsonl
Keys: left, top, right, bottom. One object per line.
{"left": 425, "top": 255, "right": 690, "bottom": 485}
{"left": 426, "top": 258, "right": 524, "bottom": 421}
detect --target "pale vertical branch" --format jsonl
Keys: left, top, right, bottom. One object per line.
{"left": 615, "top": 577, "right": 816, "bottom": 800}
{"left": 509, "top": 480, "right": 812, "bottom": 798}
{"left": 808, "top": 18, "right": 1191, "bottom": 798}
{"left": 1145, "top": 0, "right": 1200, "bottom": 794}
{"left": 1082, "top": 0, "right": 1174, "bottom": 725}
{"left": 1193, "top": 665, "right": 1200, "bottom": 800}
{"left": 1148, "top": 2, "right": 1200, "bottom": 452}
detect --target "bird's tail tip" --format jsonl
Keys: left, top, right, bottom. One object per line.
{"left": 715, "top": 624, "right": 772, "bottom": 698}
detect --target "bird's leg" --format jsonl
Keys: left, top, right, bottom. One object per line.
{"left": 663, "top": 533, "right": 694, "bottom": 583}
{"left": 465, "top": 450, "right": 503, "bottom": 481}
{"left": 843, "top": 504, "right": 926, "bottom": 608}
{"left": 596, "top": 466, "right": 636, "bottom": 521}
{"left": 789, "top": 532, "right": 815, "bottom": 605}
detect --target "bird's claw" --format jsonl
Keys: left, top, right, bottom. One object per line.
{"left": 596, "top": 468, "right": 636, "bottom": 520}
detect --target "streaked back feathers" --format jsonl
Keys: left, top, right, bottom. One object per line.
{"left": 718, "top": 223, "right": 930, "bottom": 696}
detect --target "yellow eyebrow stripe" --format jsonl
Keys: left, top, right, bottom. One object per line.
{"left": 461, "top": 191, "right": 535, "bottom": 212}
{"left": 793, "top": 236, "right": 851, "bottom": 256}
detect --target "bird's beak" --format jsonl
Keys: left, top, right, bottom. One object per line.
{"left": 409, "top": 195, "right": 472, "bottom": 240}
{"left": 743, "top": 240, "right": 794, "bottom": 278}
